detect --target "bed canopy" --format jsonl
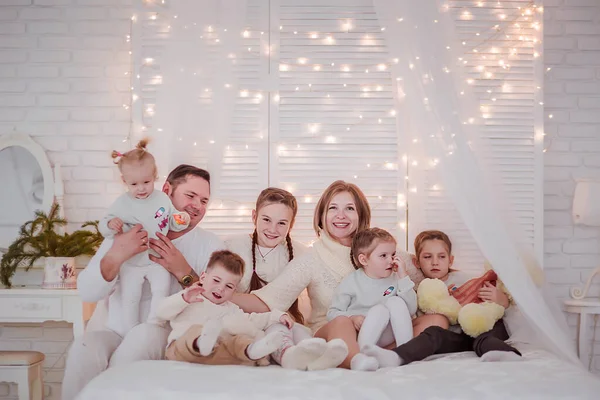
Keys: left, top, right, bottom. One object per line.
{"left": 128, "top": 0, "right": 578, "bottom": 365}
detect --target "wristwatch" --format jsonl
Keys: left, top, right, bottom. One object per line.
{"left": 180, "top": 274, "right": 194, "bottom": 287}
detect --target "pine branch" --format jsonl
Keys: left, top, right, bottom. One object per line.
{"left": 1, "top": 202, "right": 104, "bottom": 287}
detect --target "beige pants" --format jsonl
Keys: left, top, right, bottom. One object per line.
{"left": 166, "top": 324, "right": 269, "bottom": 366}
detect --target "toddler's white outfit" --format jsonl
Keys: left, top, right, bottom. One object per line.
{"left": 328, "top": 269, "right": 417, "bottom": 349}
{"left": 99, "top": 190, "right": 189, "bottom": 335}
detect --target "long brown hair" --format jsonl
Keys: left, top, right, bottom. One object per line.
{"left": 313, "top": 180, "right": 371, "bottom": 237}
{"left": 250, "top": 188, "right": 304, "bottom": 324}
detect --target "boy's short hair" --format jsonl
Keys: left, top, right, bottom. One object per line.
{"left": 206, "top": 250, "right": 245, "bottom": 276}
{"left": 351, "top": 227, "right": 396, "bottom": 268}
{"left": 414, "top": 230, "right": 452, "bottom": 259}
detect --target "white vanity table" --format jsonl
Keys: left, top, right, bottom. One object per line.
{"left": 0, "top": 132, "right": 86, "bottom": 337}
{"left": 0, "top": 287, "right": 84, "bottom": 338}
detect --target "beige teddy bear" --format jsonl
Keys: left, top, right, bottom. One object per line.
{"left": 417, "top": 276, "right": 505, "bottom": 338}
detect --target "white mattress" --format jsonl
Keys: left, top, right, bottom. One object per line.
{"left": 78, "top": 349, "right": 600, "bottom": 400}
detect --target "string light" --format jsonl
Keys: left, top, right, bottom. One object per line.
{"left": 130, "top": 1, "right": 540, "bottom": 227}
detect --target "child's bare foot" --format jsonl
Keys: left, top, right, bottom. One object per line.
{"left": 362, "top": 344, "right": 403, "bottom": 368}
{"left": 246, "top": 331, "right": 285, "bottom": 360}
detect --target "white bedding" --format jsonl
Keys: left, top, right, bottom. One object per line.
{"left": 78, "top": 349, "right": 600, "bottom": 400}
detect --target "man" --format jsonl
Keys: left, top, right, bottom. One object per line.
{"left": 62, "top": 165, "right": 224, "bottom": 400}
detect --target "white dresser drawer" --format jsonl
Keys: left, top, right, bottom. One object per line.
{"left": 0, "top": 287, "right": 84, "bottom": 337}
{"left": 0, "top": 296, "right": 63, "bottom": 320}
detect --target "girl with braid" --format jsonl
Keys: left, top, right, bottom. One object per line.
{"left": 225, "top": 188, "right": 329, "bottom": 370}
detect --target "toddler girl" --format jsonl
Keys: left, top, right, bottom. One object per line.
{"left": 327, "top": 228, "right": 417, "bottom": 371}
{"left": 99, "top": 139, "right": 190, "bottom": 335}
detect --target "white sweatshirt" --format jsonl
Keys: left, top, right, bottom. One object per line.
{"left": 156, "top": 290, "right": 285, "bottom": 345}
{"left": 78, "top": 226, "right": 225, "bottom": 334}
{"left": 327, "top": 269, "right": 418, "bottom": 320}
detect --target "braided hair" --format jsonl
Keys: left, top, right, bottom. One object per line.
{"left": 250, "top": 188, "right": 304, "bottom": 324}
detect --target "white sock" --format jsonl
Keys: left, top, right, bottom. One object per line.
{"left": 195, "top": 321, "right": 222, "bottom": 356}
{"left": 350, "top": 353, "right": 379, "bottom": 371}
{"left": 480, "top": 350, "right": 522, "bottom": 362}
{"left": 281, "top": 338, "right": 327, "bottom": 370}
{"left": 246, "top": 331, "right": 285, "bottom": 360}
{"left": 361, "top": 344, "right": 403, "bottom": 368}
{"left": 307, "top": 339, "right": 349, "bottom": 371}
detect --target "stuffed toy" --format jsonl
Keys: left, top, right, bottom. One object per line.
{"left": 417, "top": 270, "right": 506, "bottom": 337}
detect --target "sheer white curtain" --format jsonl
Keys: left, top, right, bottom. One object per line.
{"left": 151, "top": 0, "right": 248, "bottom": 192}
{"left": 373, "top": 0, "right": 578, "bottom": 364}
{"left": 142, "top": 0, "right": 577, "bottom": 364}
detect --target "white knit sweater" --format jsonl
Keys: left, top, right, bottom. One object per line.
{"left": 253, "top": 232, "right": 355, "bottom": 333}
{"left": 224, "top": 234, "right": 307, "bottom": 293}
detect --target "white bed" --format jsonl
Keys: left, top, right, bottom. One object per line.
{"left": 78, "top": 349, "right": 600, "bottom": 400}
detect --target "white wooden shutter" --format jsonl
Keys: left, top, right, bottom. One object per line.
{"left": 202, "top": 0, "right": 271, "bottom": 237}
{"left": 406, "top": 0, "right": 543, "bottom": 269}
{"left": 133, "top": 0, "right": 541, "bottom": 255}
{"left": 270, "top": 0, "right": 407, "bottom": 246}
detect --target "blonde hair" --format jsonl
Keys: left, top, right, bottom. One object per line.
{"left": 312, "top": 180, "right": 371, "bottom": 237}
{"left": 111, "top": 138, "right": 157, "bottom": 178}
{"left": 414, "top": 230, "right": 452, "bottom": 260}
{"left": 351, "top": 227, "right": 396, "bottom": 269}
{"left": 250, "top": 187, "right": 303, "bottom": 323}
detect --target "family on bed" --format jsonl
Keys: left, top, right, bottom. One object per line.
{"left": 62, "top": 141, "right": 522, "bottom": 400}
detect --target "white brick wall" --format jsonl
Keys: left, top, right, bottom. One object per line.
{"left": 0, "top": 0, "right": 599, "bottom": 398}
{"left": 0, "top": 322, "right": 73, "bottom": 400}
{"left": 0, "top": 1, "right": 133, "bottom": 399}
{"left": 544, "top": 0, "right": 600, "bottom": 374}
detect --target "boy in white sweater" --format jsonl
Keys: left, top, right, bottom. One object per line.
{"left": 328, "top": 228, "right": 417, "bottom": 371}
{"left": 157, "top": 250, "right": 293, "bottom": 366}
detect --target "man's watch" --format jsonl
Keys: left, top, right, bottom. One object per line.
{"left": 180, "top": 274, "right": 194, "bottom": 287}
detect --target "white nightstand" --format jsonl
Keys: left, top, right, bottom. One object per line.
{"left": 565, "top": 267, "right": 600, "bottom": 371}
{"left": 563, "top": 299, "right": 600, "bottom": 369}
{"left": 0, "top": 287, "right": 84, "bottom": 338}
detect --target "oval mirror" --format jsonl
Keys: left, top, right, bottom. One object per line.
{"left": 0, "top": 133, "right": 55, "bottom": 250}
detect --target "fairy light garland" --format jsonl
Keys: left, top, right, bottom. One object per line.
{"left": 126, "top": 0, "right": 543, "bottom": 222}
